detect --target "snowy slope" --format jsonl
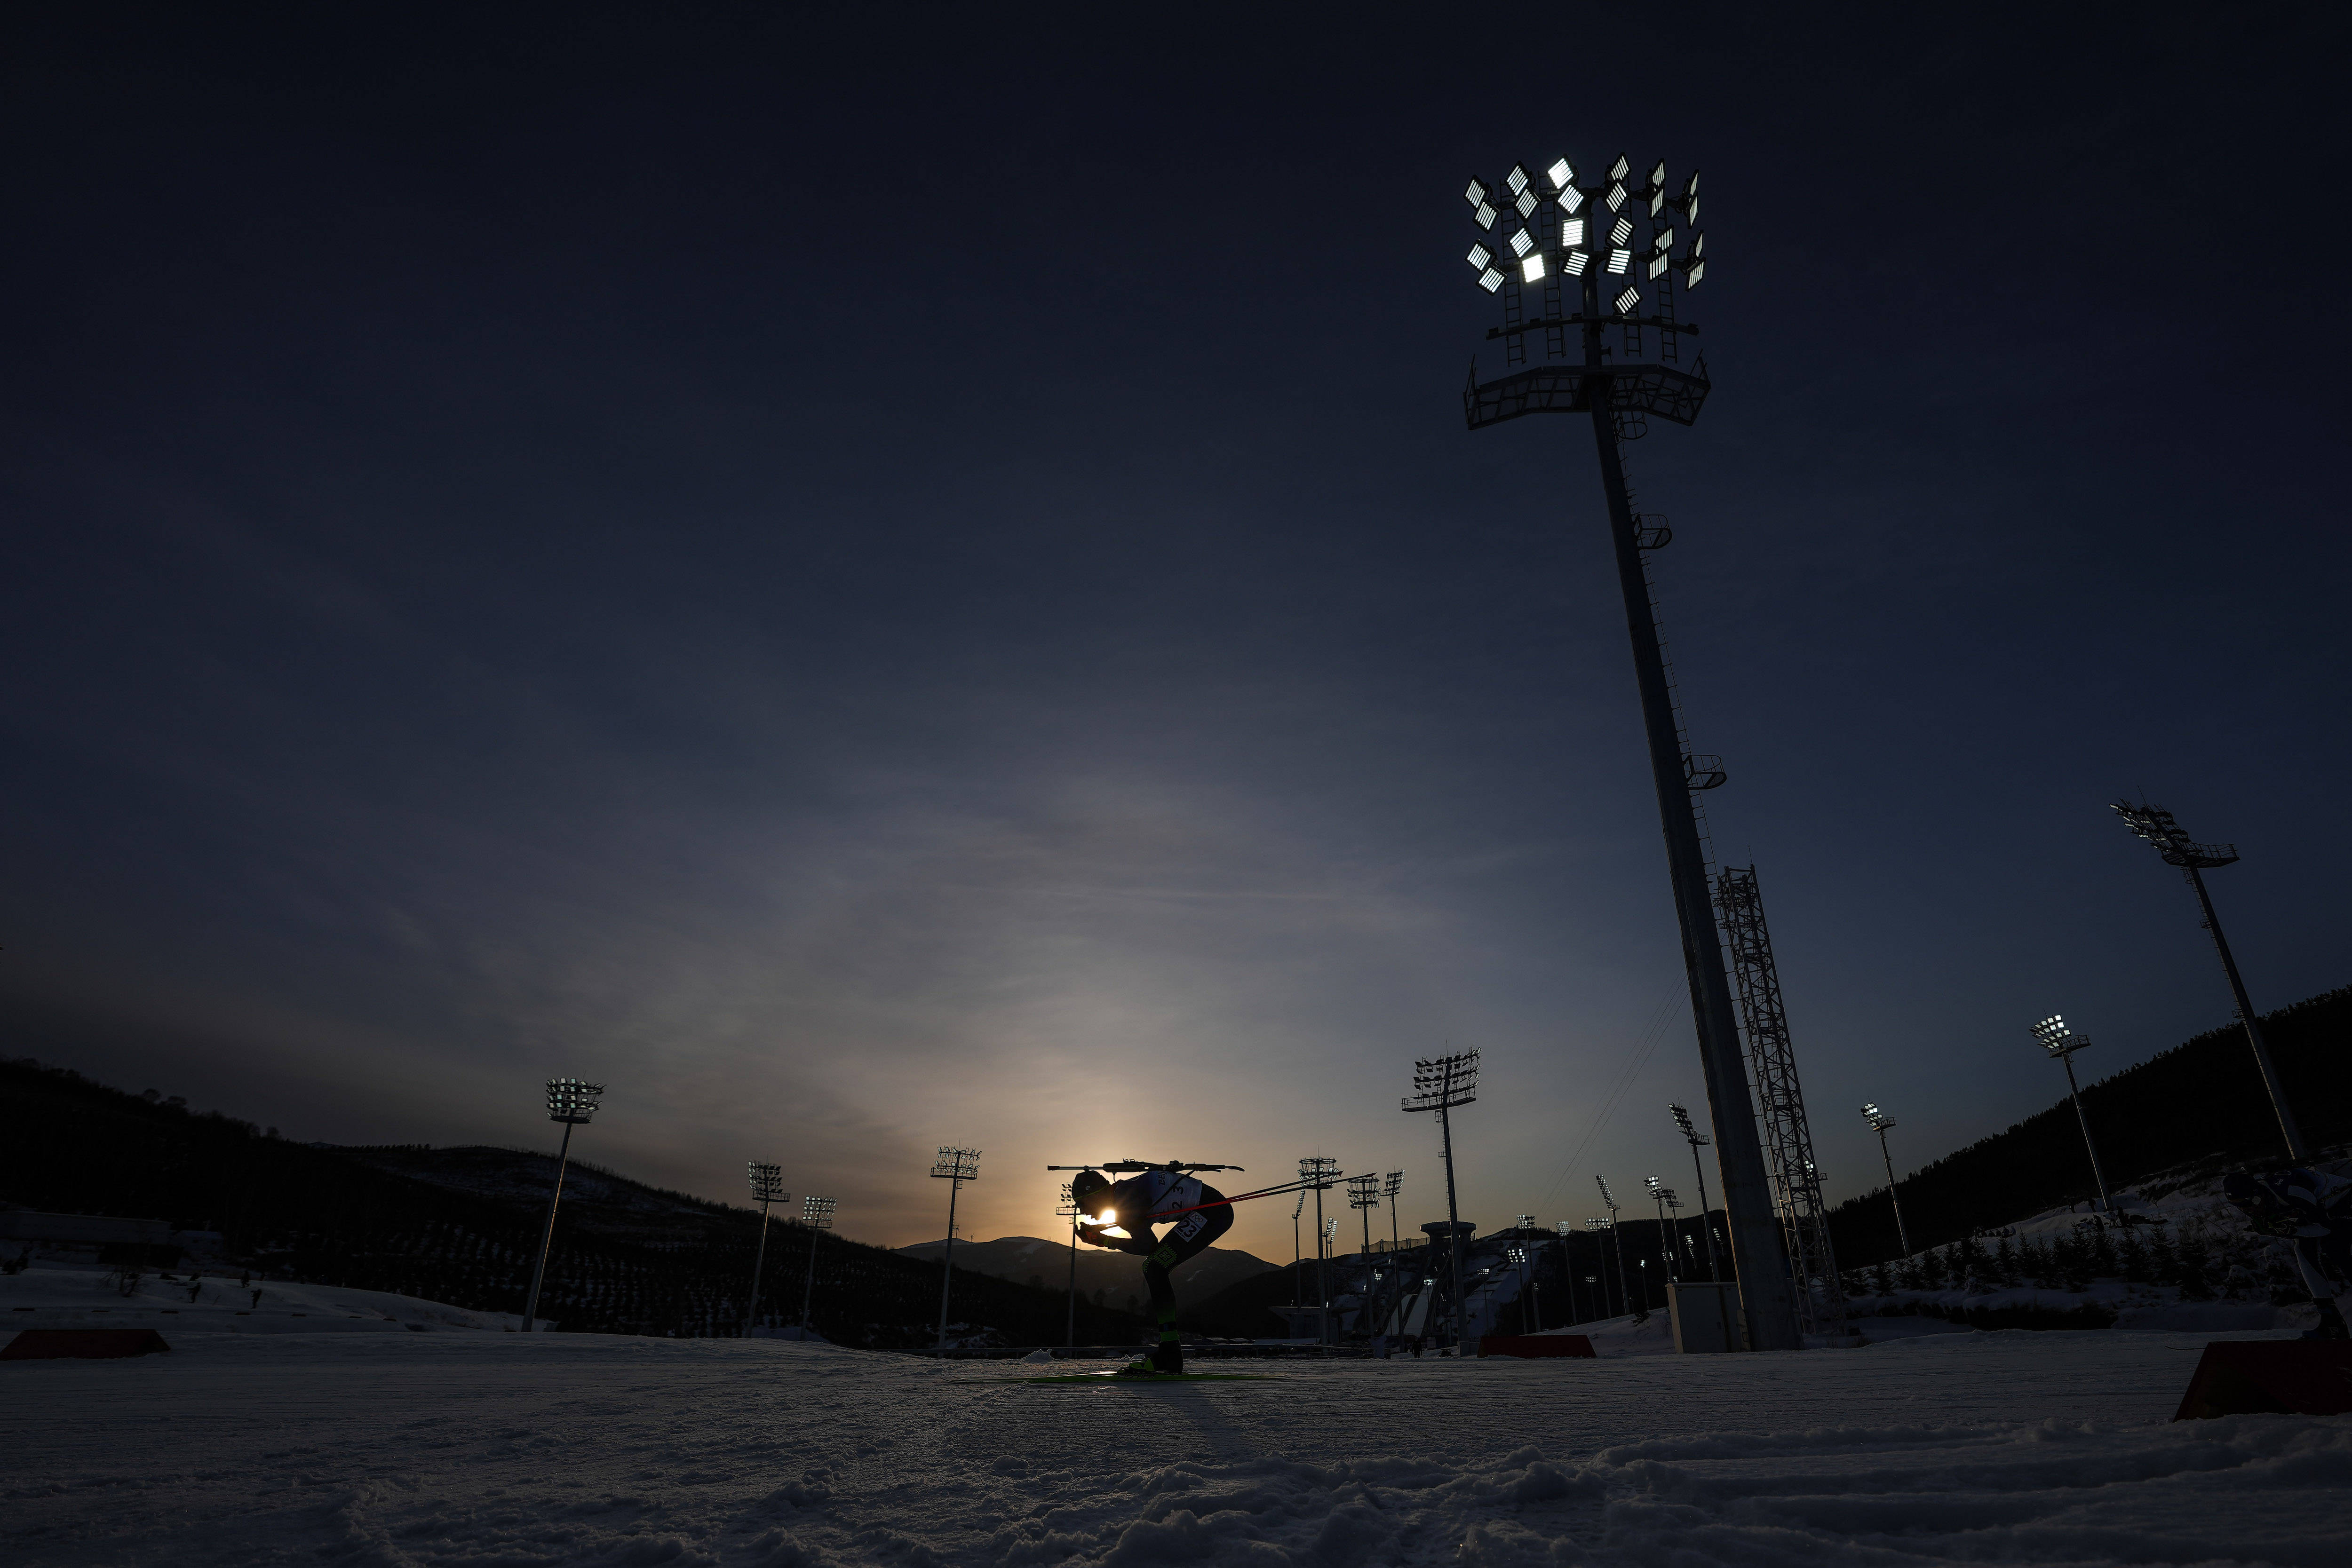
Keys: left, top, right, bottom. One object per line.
{"left": 0, "top": 1262, "right": 537, "bottom": 1333}
{"left": 3, "top": 1325, "right": 2346, "bottom": 1566}
{"left": 1842, "top": 1162, "right": 2348, "bottom": 1337}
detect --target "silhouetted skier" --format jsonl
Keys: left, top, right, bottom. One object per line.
{"left": 1072, "top": 1164, "right": 1233, "bottom": 1375}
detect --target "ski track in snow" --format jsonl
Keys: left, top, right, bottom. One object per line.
{"left": 4, "top": 1331, "right": 2348, "bottom": 1568}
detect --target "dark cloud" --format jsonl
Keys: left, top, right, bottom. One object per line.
{"left": 3, "top": 5, "right": 2345, "bottom": 1255}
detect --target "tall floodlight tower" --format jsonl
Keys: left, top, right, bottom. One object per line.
{"left": 2033, "top": 1014, "right": 2114, "bottom": 1211}
{"left": 1669, "top": 1103, "right": 1723, "bottom": 1281}
{"left": 2113, "top": 801, "right": 2305, "bottom": 1160}
{"left": 1713, "top": 865, "right": 1846, "bottom": 1337}
{"left": 742, "top": 1162, "right": 789, "bottom": 1335}
{"left": 1056, "top": 1181, "right": 1081, "bottom": 1347}
{"left": 1403, "top": 1050, "right": 1479, "bottom": 1352}
{"left": 1299, "top": 1156, "right": 1340, "bottom": 1342}
{"left": 798, "top": 1194, "right": 835, "bottom": 1331}
{"left": 522, "top": 1077, "right": 604, "bottom": 1333}
{"left": 1595, "top": 1176, "right": 1633, "bottom": 1311}
{"left": 1383, "top": 1171, "right": 1406, "bottom": 1255}
{"left": 1454, "top": 155, "right": 1798, "bottom": 1352}
{"left": 1861, "top": 1105, "right": 1911, "bottom": 1257}
{"left": 930, "top": 1147, "right": 980, "bottom": 1352}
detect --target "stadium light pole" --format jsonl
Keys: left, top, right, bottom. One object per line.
{"left": 1298, "top": 1189, "right": 1317, "bottom": 1316}
{"left": 1350, "top": 1174, "right": 1387, "bottom": 1341}
{"left": 1403, "top": 1049, "right": 1479, "bottom": 1354}
{"left": 1861, "top": 1105, "right": 1911, "bottom": 1257}
{"left": 798, "top": 1194, "right": 835, "bottom": 1332}
{"left": 2113, "top": 801, "right": 2306, "bottom": 1160}
{"left": 1586, "top": 1218, "right": 1617, "bottom": 1316}
{"left": 1645, "top": 1178, "right": 1681, "bottom": 1283}
{"left": 1454, "top": 153, "right": 1799, "bottom": 1352}
{"left": 1554, "top": 1221, "right": 1580, "bottom": 1324}
{"left": 522, "top": 1077, "right": 604, "bottom": 1333}
{"left": 1300, "top": 1156, "right": 1339, "bottom": 1344}
{"left": 1669, "top": 1103, "right": 1723, "bottom": 1281}
{"left": 2033, "top": 1014, "right": 2113, "bottom": 1212}
{"left": 742, "top": 1162, "right": 788, "bottom": 1336}
{"left": 1597, "top": 1176, "right": 1635, "bottom": 1311}
{"left": 1349, "top": 1173, "right": 1380, "bottom": 1258}
{"left": 1512, "top": 1214, "right": 1538, "bottom": 1330}
{"left": 930, "top": 1147, "right": 980, "bottom": 1353}
{"left": 1057, "top": 1181, "right": 1081, "bottom": 1347}
{"left": 1383, "top": 1171, "right": 1405, "bottom": 1257}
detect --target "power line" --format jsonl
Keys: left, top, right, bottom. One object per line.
{"left": 1534, "top": 982, "right": 1681, "bottom": 1213}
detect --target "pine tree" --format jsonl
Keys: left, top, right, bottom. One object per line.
{"left": 2143, "top": 1227, "right": 2181, "bottom": 1289}
{"left": 2117, "top": 1227, "right": 2150, "bottom": 1285}
{"left": 2175, "top": 1230, "right": 2214, "bottom": 1301}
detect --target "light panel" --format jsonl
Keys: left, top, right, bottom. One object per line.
{"left": 1562, "top": 249, "right": 1588, "bottom": 275}
{"left": 1682, "top": 257, "right": 1704, "bottom": 287}
{"left": 1560, "top": 217, "right": 1585, "bottom": 246}
{"left": 1547, "top": 157, "right": 1573, "bottom": 189}
{"left": 1647, "top": 252, "right": 1670, "bottom": 280}
{"left": 1648, "top": 158, "right": 1666, "bottom": 190}
{"left": 546, "top": 1076, "right": 605, "bottom": 1123}
{"left": 1464, "top": 179, "right": 1488, "bottom": 207}
{"left": 1690, "top": 231, "right": 1704, "bottom": 256}
{"left": 1557, "top": 186, "right": 1584, "bottom": 214}
{"left": 1506, "top": 163, "right": 1530, "bottom": 195}
{"left": 1509, "top": 228, "right": 1534, "bottom": 257}
{"left": 1520, "top": 253, "right": 1545, "bottom": 283}
{"left": 1608, "top": 154, "right": 1629, "bottom": 181}
{"left": 1474, "top": 200, "right": 1497, "bottom": 230}
{"left": 1606, "top": 248, "right": 1631, "bottom": 274}
{"left": 1605, "top": 183, "right": 1626, "bottom": 211}
{"left": 1467, "top": 243, "right": 1493, "bottom": 270}
{"left": 1478, "top": 266, "right": 1505, "bottom": 293}
{"left": 1651, "top": 227, "right": 1675, "bottom": 253}
{"left": 1514, "top": 188, "right": 1538, "bottom": 218}
{"left": 1609, "top": 216, "right": 1633, "bottom": 246}
{"left": 1615, "top": 285, "right": 1640, "bottom": 313}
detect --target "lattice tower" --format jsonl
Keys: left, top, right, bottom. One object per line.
{"left": 1711, "top": 865, "right": 1847, "bottom": 1337}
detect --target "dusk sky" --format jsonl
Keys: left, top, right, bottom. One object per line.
{"left": 5, "top": 7, "right": 2346, "bottom": 1262}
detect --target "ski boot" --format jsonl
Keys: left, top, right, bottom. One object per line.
{"left": 1115, "top": 1351, "right": 1161, "bottom": 1376}
{"left": 1152, "top": 1339, "right": 1184, "bottom": 1375}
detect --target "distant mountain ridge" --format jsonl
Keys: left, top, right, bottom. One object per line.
{"left": 0, "top": 1061, "right": 1145, "bottom": 1346}
{"left": 896, "top": 1234, "right": 1276, "bottom": 1310}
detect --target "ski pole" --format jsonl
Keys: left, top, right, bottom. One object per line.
{"left": 1139, "top": 1174, "right": 1378, "bottom": 1225}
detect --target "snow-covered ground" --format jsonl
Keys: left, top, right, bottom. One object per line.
{"left": 6, "top": 1322, "right": 2347, "bottom": 1566}
{"left": 1, "top": 1262, "right": 537, "bottom": 1333}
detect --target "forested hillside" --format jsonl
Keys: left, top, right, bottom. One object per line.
{"left": 0, "top": 1058, "right": 1144, "bottom": 1347}
{"left": 1828, "top": 986, "right": 2351, "bottom": 1265}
